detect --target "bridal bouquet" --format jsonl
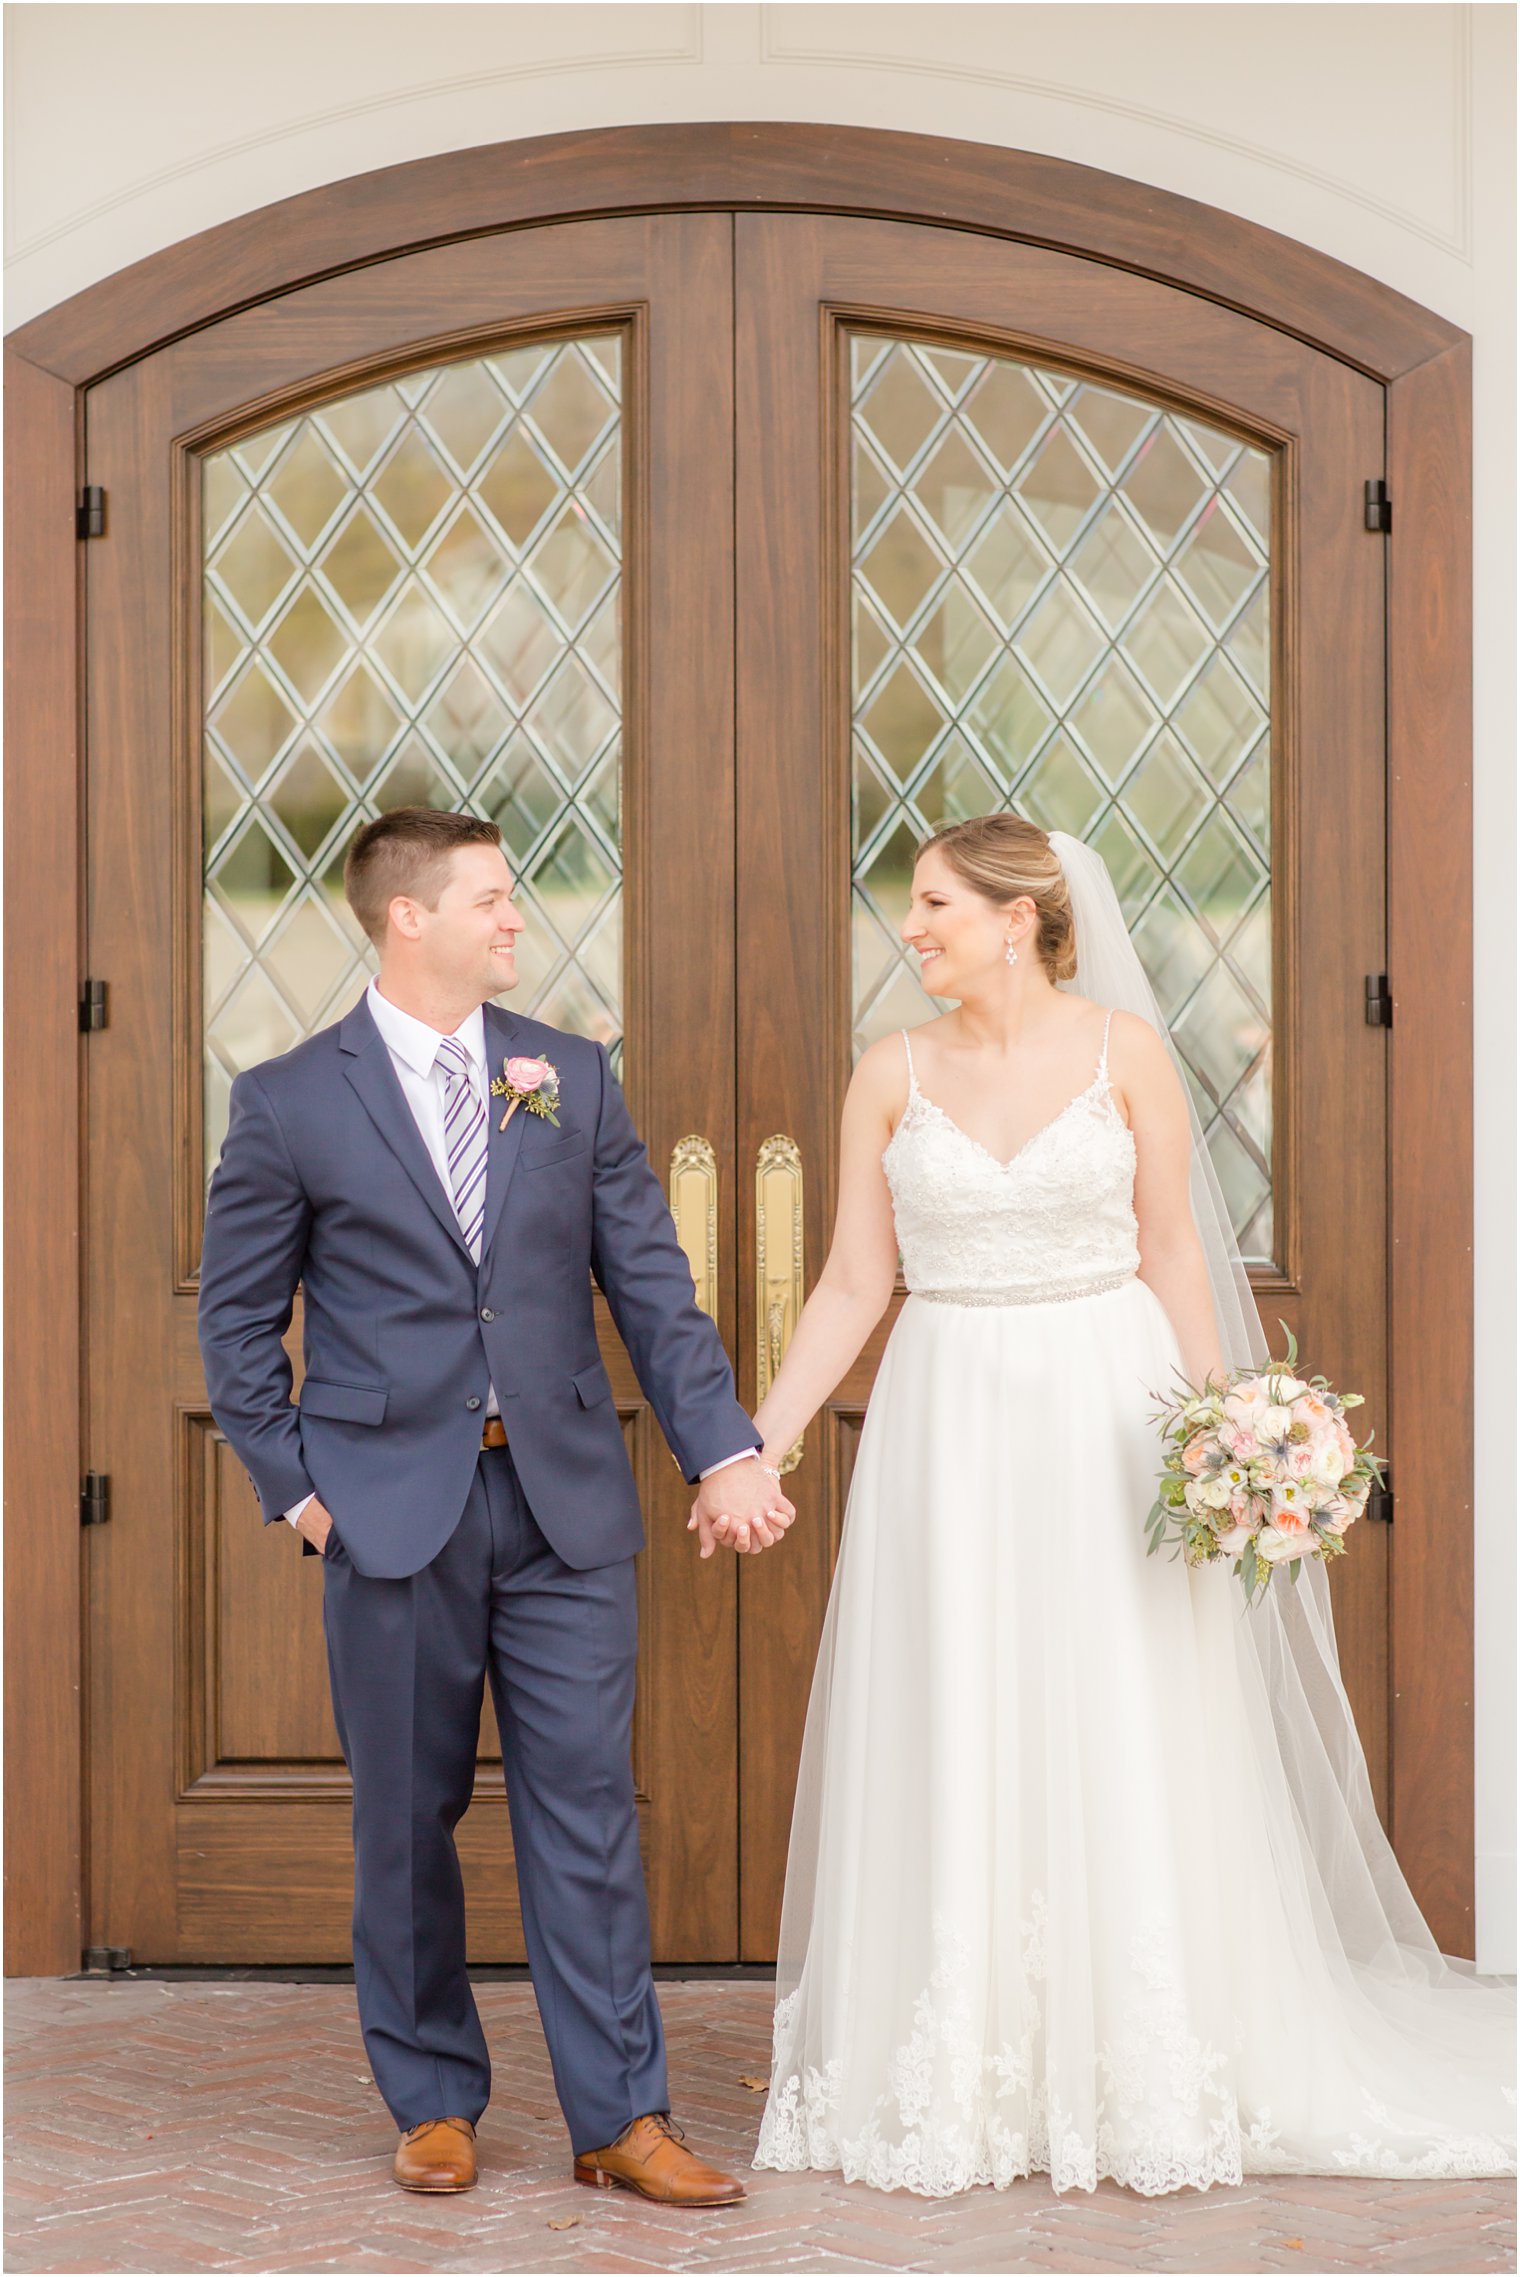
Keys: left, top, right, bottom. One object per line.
{"left": 1145, "top": 1326, "right": 1386, "bottom": 1603}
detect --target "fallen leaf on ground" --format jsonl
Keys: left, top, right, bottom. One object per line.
{"left": 1284, "top": 2242, "right": 1305, "bottom": 2252}
{"left": 547, "top": 2216, "right": 581, "bottom": 2231}
{"left": 739, "top": 2073, "right": 769, "bottom": 2091}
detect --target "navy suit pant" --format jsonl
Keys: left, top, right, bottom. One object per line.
{"left": 320, "top": 1442, "right": 668, "bottom": 2150}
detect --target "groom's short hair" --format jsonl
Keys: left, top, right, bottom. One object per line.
{"left": 344, "top": 808, "right": 504, "bottom": 944}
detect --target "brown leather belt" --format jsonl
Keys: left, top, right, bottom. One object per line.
{"left": 480, "top": 1416, "right": 509, "bottom": 1451}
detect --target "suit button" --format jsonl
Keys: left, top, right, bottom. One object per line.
{"left": 465, "top": 1396, "right": 482, "bottom": 1411}
{"left": 479, "top": 1307, "right": 495, "bottom": 1322}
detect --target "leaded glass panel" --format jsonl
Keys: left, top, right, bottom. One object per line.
{"left": 202, "top": 338, "right": 624, "bottom": 1177}
{"left": 850, "top": 336, "right": 1273, "bottom": 1262}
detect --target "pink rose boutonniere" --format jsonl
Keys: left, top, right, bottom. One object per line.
{"left": 489, "top": 1054, "right": 561, "bottom": 1132}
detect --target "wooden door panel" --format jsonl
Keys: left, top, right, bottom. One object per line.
{"left": 734, "top": 214, "right": 1387, "bottom": 1959}
{"left": 176, "top": 1804, "right": 538, "bottom": 1965}
{"left": 85, "top": 215, "right": 738, "bottom": 1963}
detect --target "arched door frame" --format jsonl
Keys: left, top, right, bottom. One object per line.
{"left": 3, "top": 123, "right": 1473, "bottom": 1972}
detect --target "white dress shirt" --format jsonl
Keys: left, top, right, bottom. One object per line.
{"left": 285, "top": 979, "right": 756, "bottom": 1524}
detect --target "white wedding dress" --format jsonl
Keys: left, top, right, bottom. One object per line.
{"left": 754, "top": 1012, "right": 1515, "bottom": 2198}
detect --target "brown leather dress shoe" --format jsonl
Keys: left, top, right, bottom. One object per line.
{"left": 573, "top": 2112, "right": 744, "bottom": 2205}
{"left": 393, "top": 2115, "right": 478, "bottom": 2192}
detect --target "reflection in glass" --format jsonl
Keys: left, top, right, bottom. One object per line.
{"left": 202, "top": 338, "right": 624, "bottom": 1176}
{"left": 850, "top": 337, "right": 1274, "bottom": 1262}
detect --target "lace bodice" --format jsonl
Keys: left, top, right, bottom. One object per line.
{"left": 883, "top": 1011, "right": 1141, "bottom": 1302}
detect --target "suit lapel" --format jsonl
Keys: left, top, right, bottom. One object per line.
{"left": 338, "top": 995, "right": 474, "bottom": 1261}
{"left": 480, "top": 1001, "right": 531, "bottom": 1261}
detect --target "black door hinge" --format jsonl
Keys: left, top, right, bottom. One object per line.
{"left": 1366, "top": 1473, "right": 1393, "bottom": 1525}
{"left": 1364, "top": 478, "right": 1391, "bottom": 533}
{"left": 76, "top": 485, "right": 106, "bottom": 539}
{"left": 1364, "top": 974, "right": 1392, "bottom": 1026}
{"left": 81, "top": 1946, "right": 133, "bottom": 1975}
{"left": 81, "top": 1473, "right": 111, "bottom": 1526}
{"left": 79, "top": 980, "right": 108, "bottom": 1032}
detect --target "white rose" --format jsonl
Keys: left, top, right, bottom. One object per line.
{"left": 1311, "top": 1440, "right": 1347, "bottom": 1486}
{"left": 1256, "top": 1526, "right": 1316, "bottom": 1565}
{"left": 1255, "top": 1405, "right": 1294, "bottom": 1443}
{"left": 1224, "top": 1389, "right": 1268, "bottom": 1427}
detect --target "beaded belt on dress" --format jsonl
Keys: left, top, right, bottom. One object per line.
{"left": 911, "top": 1268, "right": 1137, "bottom": 1307}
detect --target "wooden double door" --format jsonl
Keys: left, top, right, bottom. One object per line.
{"left": 83, "top": 212, "right": 1387, "bottom": 1965}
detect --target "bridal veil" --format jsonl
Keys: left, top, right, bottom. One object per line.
{"left": 1049, "top": 828, "right": 1507, "bottom": 2024}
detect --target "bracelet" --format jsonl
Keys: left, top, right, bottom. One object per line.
{"left": 755, "top": 1457, "right": 782, "bottom": 1482}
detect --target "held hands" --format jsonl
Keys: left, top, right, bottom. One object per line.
{"left": 687, "top": 1452, "right": 796, "bottom": 1559}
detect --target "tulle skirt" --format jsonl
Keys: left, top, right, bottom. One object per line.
{"left": 754, "top": 1278, "right": 1516, "bottom": 2196}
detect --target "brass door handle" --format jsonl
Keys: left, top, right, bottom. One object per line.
{"left": 669, "top": 1135, "right": 719, "bottom": 1321}
{"left": 755, "top": 1134, "right": 805, "bottom": 1474}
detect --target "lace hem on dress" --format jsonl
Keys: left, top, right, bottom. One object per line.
{"left": 754, "top": 1907, "right": 1516, "bottom": 2198}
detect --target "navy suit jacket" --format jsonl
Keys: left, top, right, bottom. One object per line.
{"left": 197, "top": 994, "right": 759, "bottom": 1578}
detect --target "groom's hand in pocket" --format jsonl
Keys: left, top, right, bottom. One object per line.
{"left": 294, "top": 1498, "right": 335, "bottom": 1557}
{"left": 688, "top": 1458, "right": 795, "bottom": 1559}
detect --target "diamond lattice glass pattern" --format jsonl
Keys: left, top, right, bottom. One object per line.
{"left": 202, "top": 339, "right": 624, "bottom": 1177}
{"left": 851, "top": 337, "right": 1273, "bottom": 1262}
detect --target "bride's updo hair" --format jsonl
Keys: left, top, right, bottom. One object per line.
{"left": 916, "top": 813, "right": 1079, "bottom": 983}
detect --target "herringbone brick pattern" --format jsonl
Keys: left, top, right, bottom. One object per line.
{"left": 5, "top": 1979, "right": 1514, "bottom": 2274}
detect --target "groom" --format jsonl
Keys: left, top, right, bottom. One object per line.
{"left": 198, "top": 807, "right": 792, "bottom": 2200}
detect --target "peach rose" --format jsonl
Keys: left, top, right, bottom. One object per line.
{"left": 1268, "top": 1483, "right": 1312, "bottom": 1531}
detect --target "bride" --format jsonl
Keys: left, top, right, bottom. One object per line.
{"left": 728, "top": 813, "right": 1514, "bottom": 2198}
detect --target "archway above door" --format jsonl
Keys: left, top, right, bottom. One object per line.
{"left": 4, "top": 124, "right": 1473, "bottom": 1974}
{"left": 8, "top": 122, "right": 1462, "bottom": 385}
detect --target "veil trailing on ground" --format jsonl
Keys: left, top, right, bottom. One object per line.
{"left": 1048, "top": 827, "right": 1507, "bottom": 2006}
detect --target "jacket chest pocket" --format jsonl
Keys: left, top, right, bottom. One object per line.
{"left": 522, "top": 1126, "right": 588, "bottom": 1173}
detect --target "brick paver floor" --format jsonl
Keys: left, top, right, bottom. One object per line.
{"left": 5, "top": 1979, "right": 1514, "bottom": 2274}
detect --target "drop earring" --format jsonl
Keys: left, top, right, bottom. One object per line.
{"left": 1004, "top": 935, "right": 1019, "bottom": 966}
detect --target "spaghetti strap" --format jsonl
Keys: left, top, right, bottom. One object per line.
{"left": 900, "top": 1027, "right": 919, "bottom": 1091}
{"left": 1096, "top": 1007, "right": 1114, "bottom": 1084}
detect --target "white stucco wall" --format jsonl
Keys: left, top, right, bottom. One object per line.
{"left": 6, "top": 2, "right": 1514, "bottom": 1969}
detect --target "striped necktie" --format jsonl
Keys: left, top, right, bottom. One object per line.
{"left": 435, "top": 1034, "right": 487, "bottom": 1261}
